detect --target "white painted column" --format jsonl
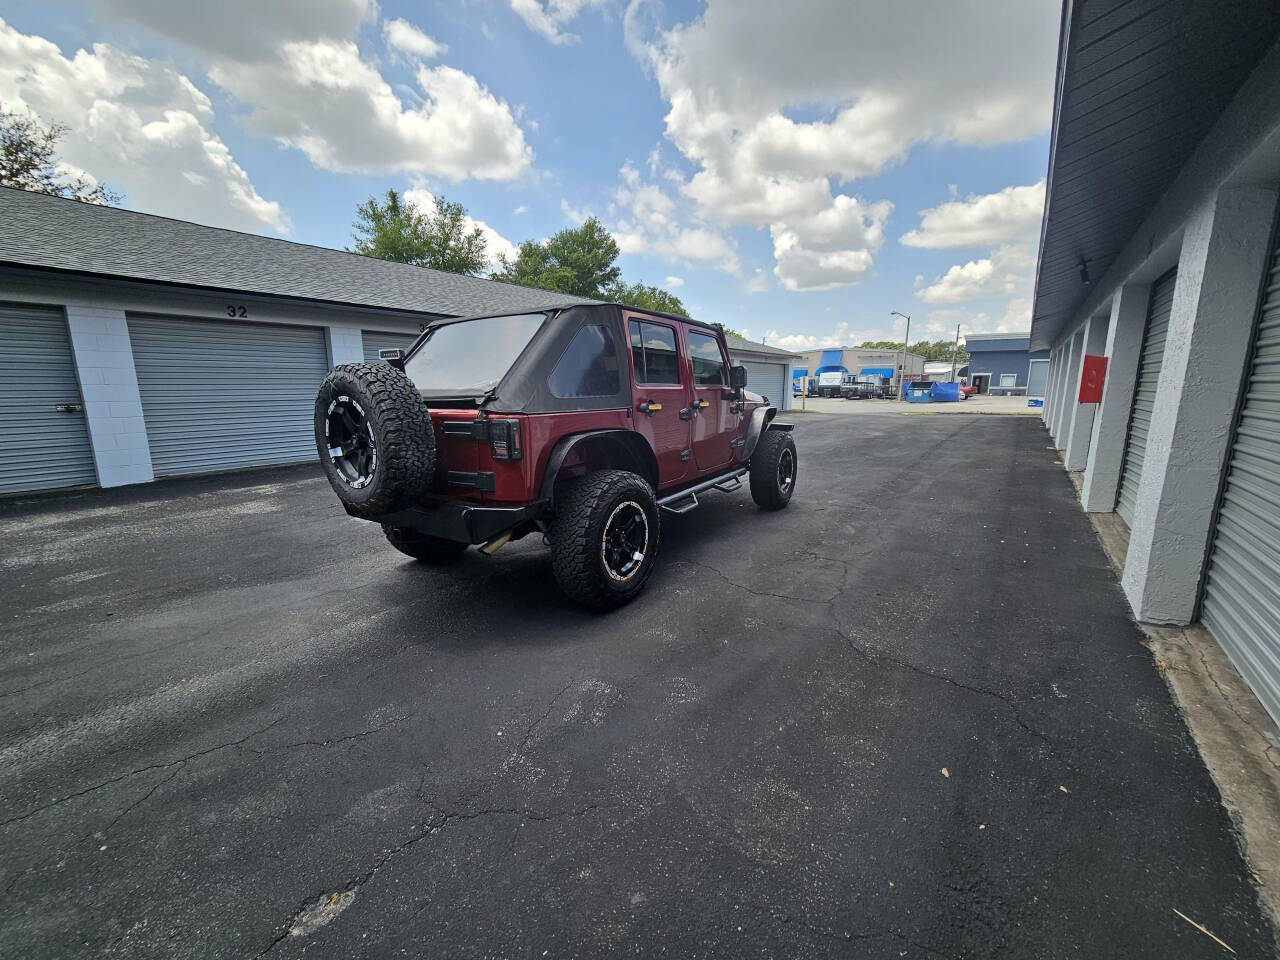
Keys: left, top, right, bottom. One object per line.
{"left": 1053, "top": 329, "right": 1083, "bottom": 446}
{"left": 1081, "top": 283, "right": 1150, "bottom": 511}
{"left": 1063, "top": 310, "right": 1110, "bottom": 471}
{"left": 326, "top": 324, "right": 365, "bottom": 367}
{"left": 65, "top": 306, "right": 154, "bottom": 487}
{"left": 1042, "top": 347, "right": 1058, "bottom": 425}
{"left": 1122, "top": 185, "right": 1278, "bottom": 624}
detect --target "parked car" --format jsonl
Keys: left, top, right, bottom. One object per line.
{"left": 313, "top": 304, "right": 798, "bottom": 609}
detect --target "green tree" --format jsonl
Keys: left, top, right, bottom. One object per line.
{"left": 0, "top": 102, "right": 119, "bottom": 205}
{"left": 350, "top": 189, "right": 488, "bottom": 275}
{"left": 492, "top": 216, "right": 621, "bottom": 297}
{"left": 605, "top": 280, "right": 689, "bottom": 317}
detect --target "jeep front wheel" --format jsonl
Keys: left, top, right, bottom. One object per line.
{"left": 551, "top": 470, "right": 660, "bottom": 610}
{"left": 314, "top": 362, "right": 435, "bottom": 518}
{"left": 749, "top": 430, "right": 797, "bottom": 510}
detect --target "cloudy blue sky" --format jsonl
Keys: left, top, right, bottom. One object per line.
{"left": 0, "top": 0, "right": 1059, "bottom": 348}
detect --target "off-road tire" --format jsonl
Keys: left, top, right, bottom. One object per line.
{"left": 314, "top": 362, "right": 435, "bottom": 518}
{"left": 551, "top": 470, "right": 660, "bottom": 610}
{"left": 750, "top": 430, "right": 797, "bottom": 510}
{"left": 382, "top": 525, "right": 469, "bottom": 564}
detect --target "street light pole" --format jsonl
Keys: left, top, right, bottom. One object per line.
{"left": 950, "top": 322, "right": 961, "bottom": 382}
{"left": 890, "top": 311, "right": 911, "bottom": 400}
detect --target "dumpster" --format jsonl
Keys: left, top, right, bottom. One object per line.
{"left": 931, "top": 382, "right": 960, "bottom": 403}
{"left": 906, "top": 382, "right": 934, "bottom": 403}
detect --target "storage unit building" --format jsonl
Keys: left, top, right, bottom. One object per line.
{"left": 725, "top": 334, "right": 799, "bottom": 412}
{"left": 965, "top": 333, "right": 1049, "bottom": 396}
{"left": 0, "top": 187, "right": 587, "bottom": 492}
{"left": 1032, "top": 1, "right": 1280, "bottom": 725}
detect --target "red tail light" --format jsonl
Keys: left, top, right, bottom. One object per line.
{"left": 489, "top": 419, "right": 522, "bottom": 460}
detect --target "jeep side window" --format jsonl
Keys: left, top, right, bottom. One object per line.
{"left": 629, "top": 320, "right": 680, "bottom": 385}
{"left": 688, "top": 329, "right": 728, "bottom": 386}
{"left": 548, "top": 324, "right": 621, "bottom": 398}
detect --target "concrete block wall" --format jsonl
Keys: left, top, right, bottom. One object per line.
{"left": 1121, "top": 185, "right": 1278, "bottom": 623}
{"left": 64, "top": 306, "right": 154, "bottom": 488}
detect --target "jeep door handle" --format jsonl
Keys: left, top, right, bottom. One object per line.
{"left": 638, "top": 400, "right": 663, "bottom": 415}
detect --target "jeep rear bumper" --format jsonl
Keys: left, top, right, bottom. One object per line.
{"left": 346, "top": 500, "right": 542, "bottom": 545}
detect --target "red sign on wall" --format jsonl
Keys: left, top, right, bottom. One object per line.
{"left": 1078, "top": 354, "right": 1108, "bottom": 404}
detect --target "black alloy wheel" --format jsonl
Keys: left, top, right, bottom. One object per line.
{"left": 601, "top": 500, "right": 650, "bottom": 583}
{"left": 776, "top": 445, "right": 796, "bottom": 495}
{"left": 324, "top": 395, "right": 378, "bottom": 489}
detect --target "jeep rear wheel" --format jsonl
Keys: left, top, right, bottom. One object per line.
{"left": 749, "top": 430, "right": 797, "bottom": 510}
{"left": 551, "top": 470, "right": 660, "bottom": 610}
{"left": 314, "top": 363, "right": 435, "bottom": 518}
{"left": 383, "top": 525, "right": 469, "bottom": 564}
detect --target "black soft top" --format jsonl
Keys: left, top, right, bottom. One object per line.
{"left": 407, "top": 302, "right": 722, "bottom": 414}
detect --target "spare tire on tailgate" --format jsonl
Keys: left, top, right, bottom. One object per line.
{"left": 314, "top": 362, "right": 435, "bottom": 517}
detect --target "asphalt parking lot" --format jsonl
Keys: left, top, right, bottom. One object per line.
{"left": 1, "top": 414, "right": 1273, "bottom": 958}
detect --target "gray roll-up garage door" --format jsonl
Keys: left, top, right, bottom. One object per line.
{"left": 1115, "top": 269, "right": 1176, "bottom": 524}
{"left": 0, "top": 305, "right": 96, "bottom": 493}
{"left": 128, "top": 315, "right": 329, "bottom": 477}
{"left": 362, "top": 329, "right": 417, "bottom": 363}
{"left": 740, "top": 360, "right": 786, "bottom": 408}
{"left": 1200, "top": 239, "right": 1280, "bottom": 726}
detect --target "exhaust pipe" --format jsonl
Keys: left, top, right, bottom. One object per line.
{"left": 478, "top": 530, "right": 513, "bottom": 556}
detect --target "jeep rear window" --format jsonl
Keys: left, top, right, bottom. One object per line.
{"left": 404, "top": 312, "right": 544, "bottom": 395}
{"left": 548, "top": 324, "right": 621, "bottom": 398}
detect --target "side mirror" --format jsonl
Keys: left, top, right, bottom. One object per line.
{"left": 730, "top": 365, "right": 748, "bottom": 390}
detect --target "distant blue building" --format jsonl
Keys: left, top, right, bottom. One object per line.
{"left": 965, "top": 332, "right": 1050, "bottom": 397}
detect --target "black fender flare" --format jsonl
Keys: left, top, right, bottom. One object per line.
{"left": 740, "top": 406, "right": 781, "bottom": 462}
{"left": 540, "top": 429, "right": 660, "bottom": 506}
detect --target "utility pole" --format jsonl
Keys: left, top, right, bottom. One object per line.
{"left": 950, "top": 323, "right": 961, "bottom": 382}
{"left": 890, "top": 311, "right": 911, "bottom": 400}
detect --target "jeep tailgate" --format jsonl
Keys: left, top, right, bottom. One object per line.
{"left": 428, "top": 409, "right": 483, "bottom": 501}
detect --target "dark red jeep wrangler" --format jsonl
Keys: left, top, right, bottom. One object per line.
{"left": 313, "top": 303, "right": 797, "bottom": 608}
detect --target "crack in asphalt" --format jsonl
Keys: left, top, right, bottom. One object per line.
{"left": 765, "top": 908, "right": 957, "bottom": 959}
{"left": 0, "top": 716, "right": 287, "bottom": 829}
{"left": 251, "top": 801, "right": 613, "bottom": 959}
{"left": 834, "top": 624, "right": 1060, "bottom": 756}
{"left": 513, "top": 678, "right": 576, "bottom": 761}
{"left": 249, "top": 712, "right": 416, "bottom": 754}
{"left": 672, "top": 558, "right": 836, "bottom": 604}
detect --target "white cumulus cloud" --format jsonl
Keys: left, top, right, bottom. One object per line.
{"left": 610, "top": 162, "right": 738, "bottom": 272}
{"left": 901, "top": 180, "right": 1045, "bottom": 249}
{"left": 510, "top": 0, "right": 606, "bottom": 45}
{"left": 665, "top": 275, "right": 684, "bottom": 288}
{"left": 383, "top": 18, "right": 446, "bottom": 60}
{"left": 0, "top": 17, "right": 286, "bottom": 233}
{"left": 916, "top": 244, "right": 1035, "bottom": 303}
{"left": 102, "top": 0, "right": 532, "bottom": 181}
{"left": 404, "top": 184, "right": 517, "bottom": 268}
{"left": 624, "top": 0, "right": 1058, "bottom": 291}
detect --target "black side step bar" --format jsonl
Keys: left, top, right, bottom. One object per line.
{"left": 656, "top": 466, "right": 749, "bottom": 515}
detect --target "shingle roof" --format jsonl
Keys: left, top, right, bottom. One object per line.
{"left": 724, "top": 333, "right": 800, "bottom": 359}
{"left": 0, "top": 187, "right": 593, "bottom": 318}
